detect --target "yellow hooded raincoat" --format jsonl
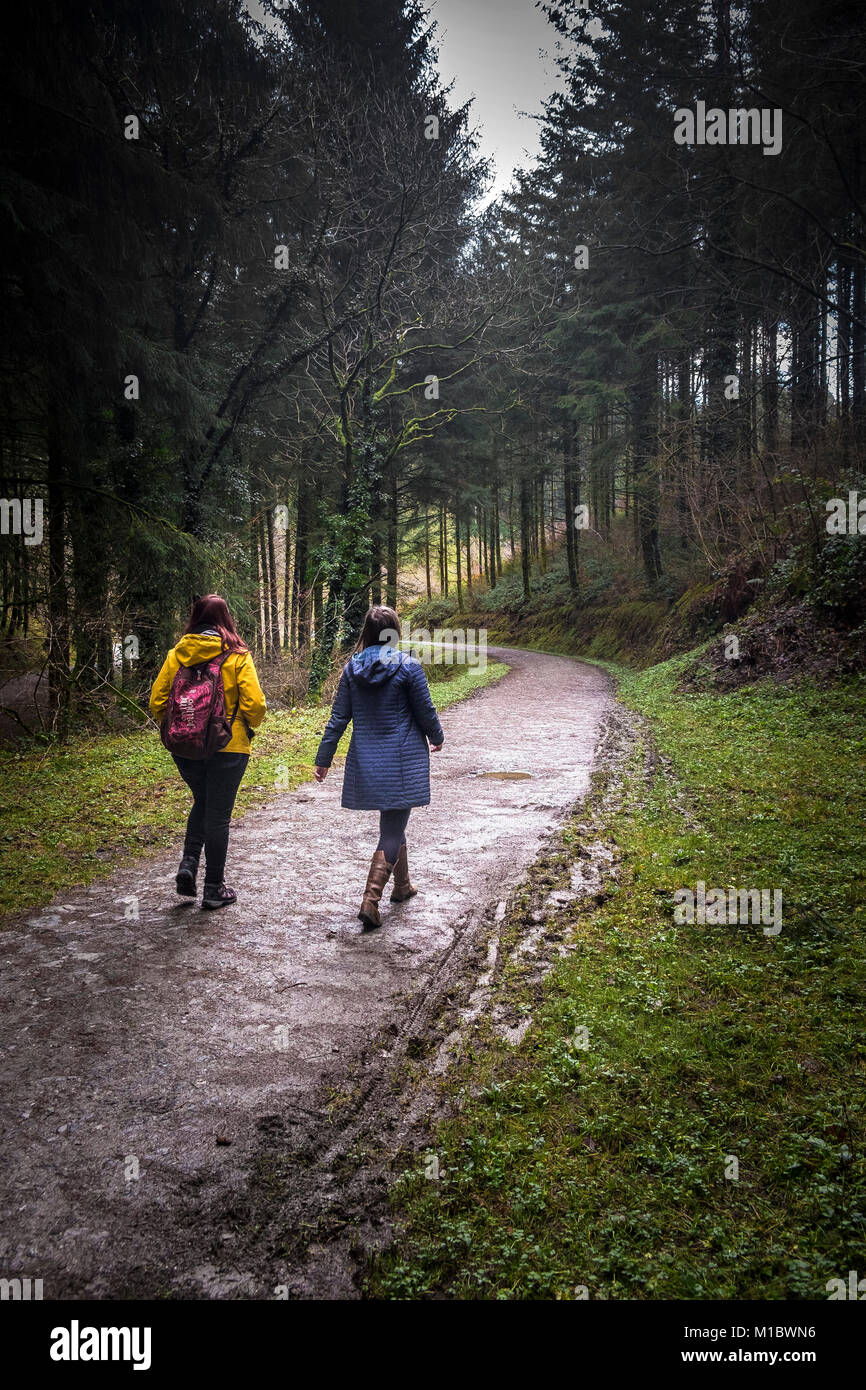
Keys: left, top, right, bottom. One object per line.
{"left": 149, "top": 634, "right": 267, "bottom": 754}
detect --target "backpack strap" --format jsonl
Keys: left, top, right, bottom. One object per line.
{"left": 210, "top": 649, "right": 241, "bottom": 739}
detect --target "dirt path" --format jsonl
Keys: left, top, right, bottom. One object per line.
{"left": 0, "top": 647, "right": 613, "bottom": 1299}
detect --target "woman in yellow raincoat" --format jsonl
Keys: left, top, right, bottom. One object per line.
{"left": 149, "top": 594, "right": 266, "bottom": 909}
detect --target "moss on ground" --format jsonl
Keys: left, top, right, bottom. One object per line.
{"left": 367, "top": 655, "right": 866, "bottom": 1300}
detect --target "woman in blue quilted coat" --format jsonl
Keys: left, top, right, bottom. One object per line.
{"left": 314, "top": 604, "right": 444, "bottom": 929}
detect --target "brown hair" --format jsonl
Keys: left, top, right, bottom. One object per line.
{"left": 355, "top": 604, "right": 401, "bottom": 652}
{"left": 182, "top": 594, "right": 248, "bottom": 654}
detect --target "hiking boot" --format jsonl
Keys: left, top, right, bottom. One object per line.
{"left": 202, "top": 882, "right": 237, "bottom": 910}
{"left": 390, "top": 843, "right": 418, "bottom": 902}
{"left": 176, "top": 855, "right": 199, "bottom": 897}
{"left": 358, "top": 850, "right": 394, "bottom": 929}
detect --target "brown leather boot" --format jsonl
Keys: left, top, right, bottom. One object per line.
{"left": 358, "top": 850, "right": 394, "bottom": 929}
{"left": 390, "top": 843, "right": 418, "bottom": 902}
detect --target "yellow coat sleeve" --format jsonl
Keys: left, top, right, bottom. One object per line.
{"left": 235, "top": 652, "right": 267, "bottom": 730}
{"left": 149, "top": 652, "right": 179, "bottom": 723}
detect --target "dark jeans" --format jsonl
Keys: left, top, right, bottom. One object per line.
{"left": 377, "top": 808, "right": 411, "bottom": 864}
{"left": 173, "top": 752, "right": 249, "bottom": 885}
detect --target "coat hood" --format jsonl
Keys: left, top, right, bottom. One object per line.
{"left": 173, "top": 631, "right": 228, "bottom": 667}
{"left": 348, "top": 642, "right": 404, "bottom": 687}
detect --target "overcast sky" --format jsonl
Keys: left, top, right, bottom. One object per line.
{"left": 427, "top": 0, "right": 563, "bottom": 201}
{"left": 245, "top": 1, "right": 563, "bottom": 202}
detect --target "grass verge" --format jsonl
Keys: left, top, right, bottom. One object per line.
{"left": 0, "top": 659, "right": 508, "bottom": 922}
{"left": 367, "top": 653, "right": 866, "bottom": 1299}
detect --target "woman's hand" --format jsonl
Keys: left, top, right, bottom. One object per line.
{"left": 429, "top": 743, "right": 443, "bottom": 753}
{"left": 314, "top": 765, "right": 329, "bottom": 781}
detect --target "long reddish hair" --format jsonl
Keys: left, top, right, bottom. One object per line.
{"left": 182, "top": 594, "right": 248, "bottom": 653}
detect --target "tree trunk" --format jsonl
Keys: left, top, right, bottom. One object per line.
{"left": 838, "top": 259, "right": 851, "bottom": 430}
{"left": 631, "top": 371, "right": 663, "bottom": 584}
{"left": 386, "top": 470, "right": 398, "bottom": 607}
{"left": 519, "top": 475, "right": 532, "bottom": 601}
{"left": 763, "top": 319, "right": 779, "bottom": 453}
{"left": 9, "top": 548, "right": 22, "bottom": 639}
{"left": 563, "top": 419, "right": 579, "bottom": 593}
{"left": 676, "top": 360, "right": 691, "bottom": 550}
{"left": 259, "top": 513, "right": 273, "bottom": 657}
{"left": 371, "top": 532, "right": 382, "bottom": 606}
{"left": 287, "top": 511, "right": 297, "bottom": 650}
{"left": 495, "top": 486, "right": 502, "bottom": 574}
{"left": 465, "top": 510, "right": 473, "bottom": 597}
{"left": 309, "top": 575, "right": 342, "bottom": 696}
{"left": 250, "top": 493, "right": 262, "bottom": 654}
{"left": 549, "top": 472, "right": 556, "bottom": 553}
{"left": 852, "top": 244, "right": 865, "bottom": 423}
{"left": 293, "top": 479, "right": 310, "bottom": 650}
{"left": 266, "top": 505, "right": 280, "bottom": 650}
{"left": 47, "top": 438, "right": 71, "bottom": 723}
{"left": 424, "top": 509, "right": 432, "bottom": 600}
{"left": 790, "top": 289, "right": 820, "bottom": 454}
{"left": 702, "top": 0, "right": 739, "bottom": 530}
{"left": 313, "top": 579, "right": 323, "bottom": 644}
{"left": 455, "top": 508, "right": 462, "bottom": 610}
{"left": 256, "top": 518, "right": 267, "bottom": 657}
{"left": 437, "top": 504, "right": 443, "bottom": 592}
{"left": 481, "top": 506, "right": 488, "bottom": 581}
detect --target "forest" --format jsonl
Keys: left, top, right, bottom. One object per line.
{"left": 2, "top": 0, "right": 863, "bottom": 723}
{"left": 1, "top": 0, "right": 865, "bottom": 1322}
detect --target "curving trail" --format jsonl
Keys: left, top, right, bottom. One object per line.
{"left": 0, "top": 648, "right": 612, "bottom": 1298}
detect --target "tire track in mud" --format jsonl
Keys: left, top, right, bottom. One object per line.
{"left": 0, "top": 647, "right": 613, "bottom": 1299}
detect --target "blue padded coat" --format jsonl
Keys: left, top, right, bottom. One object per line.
{"left": 315, "top": 645, "right": 445, "bottom": 810}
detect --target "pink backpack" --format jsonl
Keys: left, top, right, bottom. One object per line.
{"left": 160, "top": 651, "right": 238, "bottom": 759}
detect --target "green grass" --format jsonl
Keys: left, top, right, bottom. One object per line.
{"left": 0, "top": 658, "right": 508, "bottom": 922}
{"left": 368, "top": 655, "right": 866, "bottom": 1300}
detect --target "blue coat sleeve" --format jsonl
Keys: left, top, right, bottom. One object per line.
{"left": 407, "top": 661, "right": 444, "bottom": 745}
{"left": 315, "top": 668, "right": 352, "bottom": 766}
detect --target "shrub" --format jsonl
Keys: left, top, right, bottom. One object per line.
{"left": 480, "top": 573, "right": 527, "bottom": 614}
{"left": 407, "top": 596, "right": 460, "bottom": 627}
{"left": 811, "top": 536, "right": 866, "bottom": 622}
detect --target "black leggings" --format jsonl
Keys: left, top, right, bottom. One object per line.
{"left": 377, "top": 808, "right": 411, "bottom": 864}
{"left": 173, "top": 752, "right": 249, "bottom": 884}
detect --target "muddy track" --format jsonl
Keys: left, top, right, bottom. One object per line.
{"left": 260, "top": 696, "right": 640, "bottom": 1299}
{"left": 0, "top": 647, "right": 613, "bottom": 1299}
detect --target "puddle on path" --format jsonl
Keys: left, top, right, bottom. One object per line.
{"left": 477, "top": 771, "right": 532, "bottom": 781}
